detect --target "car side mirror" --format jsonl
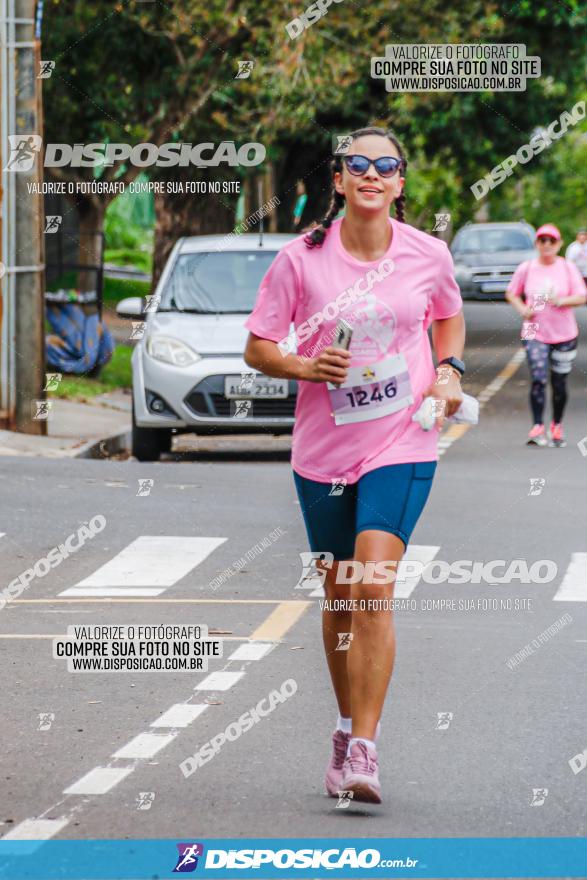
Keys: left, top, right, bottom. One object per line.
{"left": 116, "top": 297, "right": 145, "bottom": 319}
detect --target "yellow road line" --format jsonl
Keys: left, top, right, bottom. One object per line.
{"left": 250, "top": 600, "right": 311, "bottom": 642}
{"left": 442, "top": 423, "right": 470, "bottom": 441}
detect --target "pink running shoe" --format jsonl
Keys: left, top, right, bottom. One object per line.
{"left": 527, "top": 424, "right": 547, "bottom": 447}
{"left": 341, "top": 740, "right": 382, "bottom": 804}
{"left": 549, "top": 422, "right": 566, "bottom": 447}
{"left": 324, "top": 730, "right": 351, "bottom": 797}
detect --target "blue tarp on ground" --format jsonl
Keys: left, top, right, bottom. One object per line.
{"left": 46, "top": 302, "right": 115, "bottom": 374}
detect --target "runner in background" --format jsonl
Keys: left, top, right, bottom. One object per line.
{"left": 506, "top": 224, "right": 587, "bottom": 447}
{"left": 243, "top": 127, "right": 465, "bottom": 803}
{"left": 292, "top": 180, "right": 308, "bottom": 231}
{"left": 566, "top": 228, "right": 587, "bottom": 282}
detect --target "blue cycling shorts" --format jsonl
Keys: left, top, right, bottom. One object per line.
{"left": 292, "top": 461, "right": 437, "bottom": 560}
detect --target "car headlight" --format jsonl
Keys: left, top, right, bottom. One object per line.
{"left": 454, "top": 264, "right": 472, "bottom": 282}
{"left": 146, "top": 335, "right": 201, "bottom": 367}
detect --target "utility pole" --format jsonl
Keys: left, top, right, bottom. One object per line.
{"left": 0, "top": 0, "right": 46, "bottom": 433}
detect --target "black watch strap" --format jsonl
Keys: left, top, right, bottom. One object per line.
{"left": 438, "top": 356, "right": 465, "bottom": 376}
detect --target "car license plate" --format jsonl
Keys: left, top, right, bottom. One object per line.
{"left": 481, "top": 281, "right": 507, "bottom": 293}
{"left": 224, "top": 375, "right": 289, "bottom": 399}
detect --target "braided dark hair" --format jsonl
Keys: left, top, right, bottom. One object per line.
{"left": 304, "top": 126, "right": 407, "bottom": 249}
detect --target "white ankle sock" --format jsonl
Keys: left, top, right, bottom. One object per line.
{"left": 336, "top": 714, "right": 352, "bottom": 734}
{"left": 348, "top": 736, "right": 375, "bottom": 755}
{"left": 336, "top": 716, "right": 381, "bottom": 739}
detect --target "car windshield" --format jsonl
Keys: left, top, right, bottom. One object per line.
{"left": 452, "top": 228, "right": 533, "bottom": 254}
{"left": 160, "top": 251, "right": 278, "bottom": 313}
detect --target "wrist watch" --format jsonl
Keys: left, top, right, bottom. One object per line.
{"left": 438, "top": 356, "right": 465, "bottom": 377}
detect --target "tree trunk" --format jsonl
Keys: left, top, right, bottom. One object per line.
{"left": 76, "top": 197, "right": 106, "bottom": 294}
{"left": 152, "top": 171, "right": 237, "bottom": 289}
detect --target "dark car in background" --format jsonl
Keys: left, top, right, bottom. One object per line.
{"left": 450, "top": 221, "right": 536, "bottom": 300}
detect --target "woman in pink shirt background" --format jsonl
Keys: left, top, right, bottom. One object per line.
{"left": 505, "top": 224, "right": 587, "bottom": 447}
{"left": 244, "top": 127, "right": 465, "bottom": 803}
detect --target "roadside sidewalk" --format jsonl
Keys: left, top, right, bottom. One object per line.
{"left": 0, "top": 389, "right": 131, "bottom": 459}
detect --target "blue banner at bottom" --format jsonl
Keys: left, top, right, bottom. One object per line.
{"left": 0, "top": 837, "right": 586, "bottom": 879}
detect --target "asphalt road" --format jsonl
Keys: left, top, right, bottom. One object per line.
{"left": 1, "top": 303, "right": 586, "bottom": 856}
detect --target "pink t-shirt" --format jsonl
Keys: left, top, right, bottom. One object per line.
{"left": 245, "top": 217, "right": 463, "bottom": 484}
{"left": 508, "top": 258, "right": 586, "bottom": 344}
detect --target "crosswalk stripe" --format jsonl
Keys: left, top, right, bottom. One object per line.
{"left": 111, "top": 732, "right": 177, "bottom": 760}
{"left": 195, "top": 670, "right": 245, "bottom": 691}
{"left": 395, "top": 545, "right": 440, "bottom": 598}
{"left": 63, "top": 766, "right": 134, "bottom": 795}
{"left": 150, "top": 704, "right": 208, "bottom": 729}
{"left": 553, "top": 553, "right": 587, "bottom": 601}
{"left": 59, "top": 536, "right": 226, "bottom": 597}
{"left": 228, "top": 642, "right": 275, "bottom": 661}
{"left": 0, "top": 818, "right": 69, "bottom": 844}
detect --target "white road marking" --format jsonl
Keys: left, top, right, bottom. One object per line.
{"left": 150, "top": 704, "right": 208, "bottom": 729}
{"left": 395, "top": 545, "right": 440, "bottom": 598}
{"left": 59, "top": 536, "right": 226, "bottom": 597}
{"left": 111, "top": 732, "right": 177, "bottom": 760}
{"left": 1, "top": 817, "right": 69, "bottom": 843}
{"left": 63, "top": 766, "right": 134, "bottom": 795}
{"left": 1, "top": 604, "right": 303, "bottom": 844}
{"left": 195, "top": 670, "right": 245, "bottom": 691}
{"left": 553, "top": 553, "right": 587, "bottom": 601}
{"left": 228, "top": 642, "right": 274, "bottom": 661}
{"left": 308, "top": 545, "right": 440, "bottom": 599}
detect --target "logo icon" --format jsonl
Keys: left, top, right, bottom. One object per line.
{"left": 235, "top": 60, "right": 254, "bottom": 79}
{"left": 336, "top": 790, "right": 354, "bottom": 808}
{"left": 137, "top": 478, "right": 154, "bottom": 497}
{"left": 431, "top": 398, "right": 447, "bottom": 417}
{"left": 44, "top": 373, "right": 62, "bottom": 392}
{"left": 238, "top": 371, "right": 256, "bottom": 393}
{"left": 528, "top": 477, "right": 545, "bottom": 497}
{"left": 295, "top": 551, "right": 334, "bottom": 589}
{"left": 38, "top": 712, "right": 55, "bottom": 731}
{"left": 144, "top": 294, "right": 161, "bottom": 313}
{"left": 4, "top": 135, "right": 42, "bottom": 172}
{"left": 32, "top": 400, "right": 52, "bottom": 420}
{"left": 522, "top": 322, "right": 539, "bottom": 341}
{"left": 135, "top": 791, "right": 155, "bottom": 810}
{"left": 333, "top": 134, "right": 353, "bottom": 155}
{"left": 130, "top": 321, "right": 146, "bottom": 340}
{"left": 530, "top": 787, "right": 548, "bottom": 806}
{"left": 44, "top": 215, "right": 62, "bottom": 233}
{"left": 329, "top": 478, "right": 347, "bottom": 496}
{"left": 336, "top": 632, "right": 353, "bottom": 651}
{"left": 361, "top": 367, "right": 376, "bottom": 380}
{"left": 435, "top": 365, "right": 452, "bottom": 386}
{"left": 433, "top": 213, "right": 451, "bottom": 232}
{"left": 173, "top": 843, "right": 204, "bottom": 873}
{"left": 231, "top": 399, "right": 252, "bottom": 419}
{"left": 436, "top": 711, "right": 454, "bottom": 730}
{"left": 38, "top": 60, "right": 55, "bottom": 79}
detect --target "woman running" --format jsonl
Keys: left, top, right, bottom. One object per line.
{"left": 244, "top": 127, "right": 465, "bottom": 803}
{"left": 505, "top": 224, "right": 587, "bottom": 447}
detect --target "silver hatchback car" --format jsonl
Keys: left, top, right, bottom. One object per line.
{"left": 117, "top": 233, "right": 297, "bottom": 460}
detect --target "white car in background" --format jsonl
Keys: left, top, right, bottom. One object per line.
{"left": 116, "top": 233, "right": 296, "bottom": 461}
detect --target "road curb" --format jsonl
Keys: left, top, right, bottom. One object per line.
{"left": 73, "top": 429, "right": 131, "bottom": 459}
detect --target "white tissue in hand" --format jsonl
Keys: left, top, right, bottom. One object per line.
{"left": 412, "top": 393, "right": 479, "bottom": 431}
{"left": 412, "top": 397, "right": 436, "bottom": 431}
{"left": 449, "top": 393, "right": 479, "bottom": 425}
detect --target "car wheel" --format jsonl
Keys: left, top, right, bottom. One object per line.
{"left": 131, "top": 401, "right": 170, "bottom": 461}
